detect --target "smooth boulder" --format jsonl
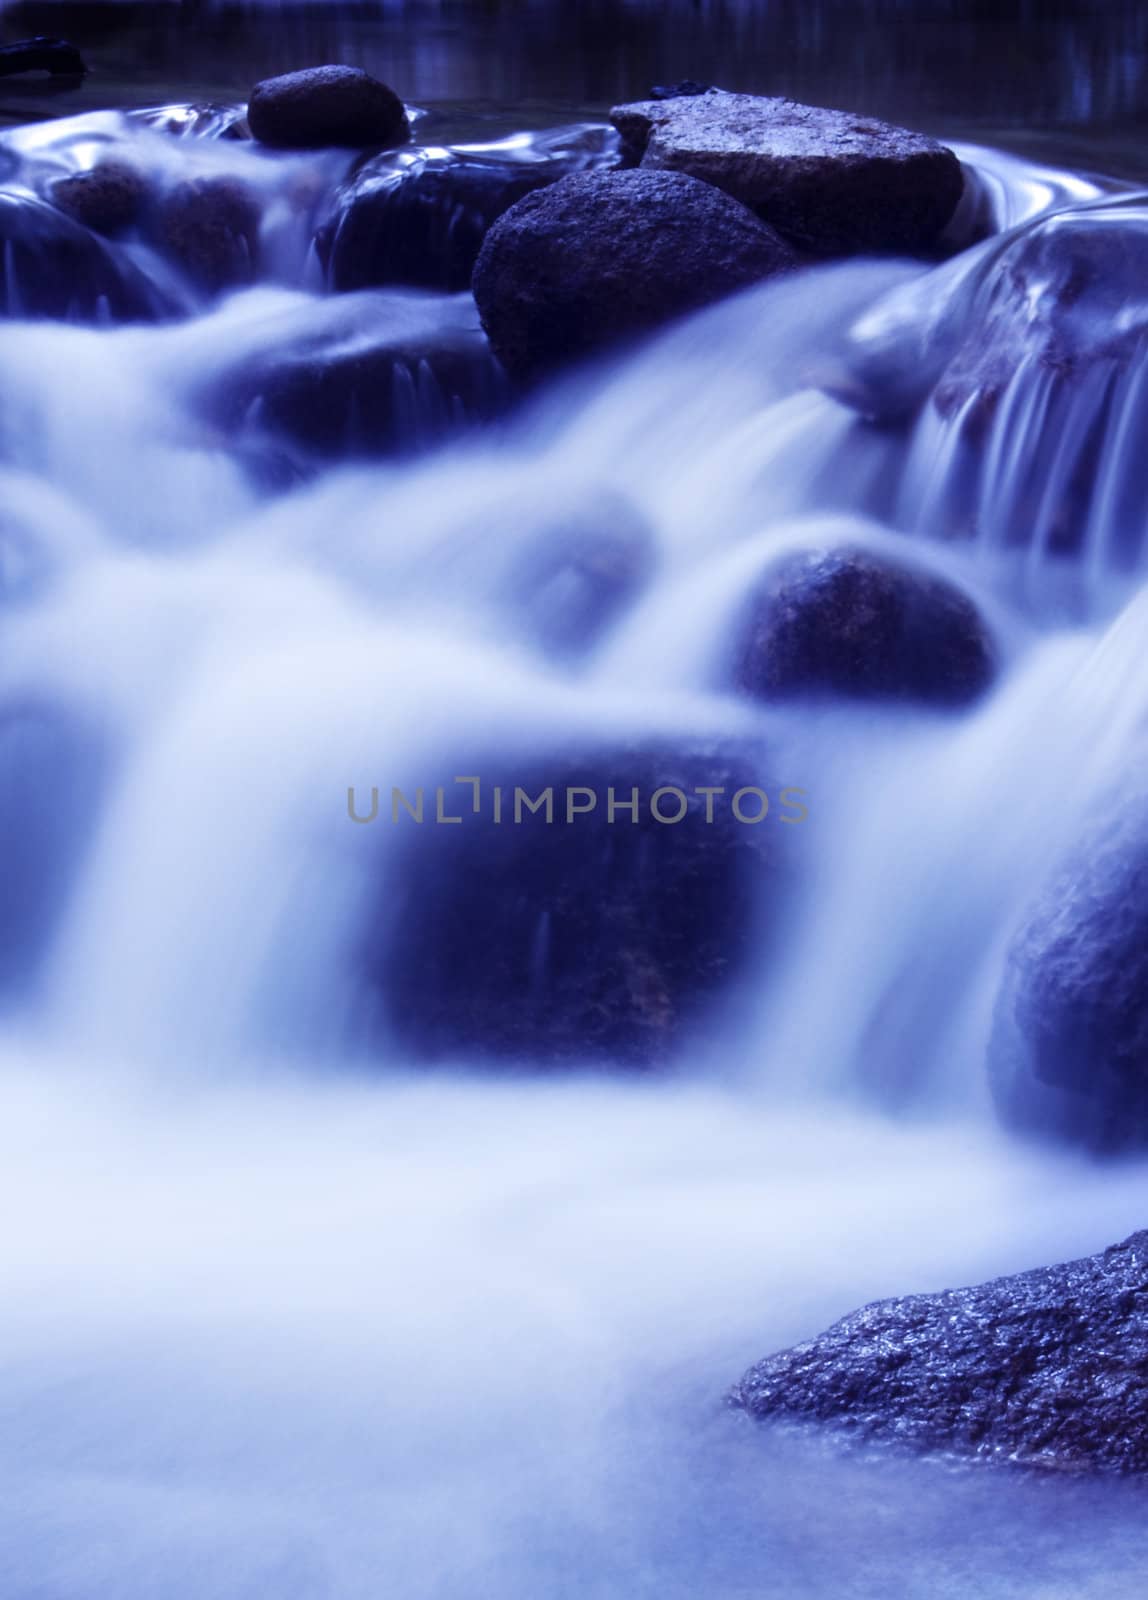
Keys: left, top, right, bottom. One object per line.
{"left": 204, "top": 290, "right": 508, "bottom": 460}
{"left": 733, "top": 545, "right": 995, "bottom": 707}
{"left": 322, "top": 125, "right": 619, "bottom": 294}
{"left": 155, "top": 177, "right": 261, "bottom": 294}
{"left": 0, "top": 192, "right": 169, "bottom": 322}
{"left": 504, "top": 490, "right": 657, "bottom": 658}
{"left": 365, "top": 742, "right": 789, "bottom": 1066}
{"left": 247, "top": 65, "right": 409, "bottom": 150}
{"left": 731, "top": 1231, "right": 1148, "bottom": 1475}
{"left": 611, "top": 91, "right": 964, "bottom": 257}
{"left": 990, "top": 790, "right": 1148, "bottom": 1151}
{"left": 49, "top": 161, "right": 148, "bottom": 236}
{"left": 472, "top": 168, "right": 797, "bottom": 381}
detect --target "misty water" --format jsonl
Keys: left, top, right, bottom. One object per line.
{"left": 4, "top": 37, "right": 1148, "bottom": 1600}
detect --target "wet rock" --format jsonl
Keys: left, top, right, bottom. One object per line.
{"left": 934, "top": 201, "right": 1148, "bottom": 430}
{"left": 0, "top": 36, "right": 86, "bottom": 78}
{"left": 472, "top": 168, "right": 796, "bottom": 382}
{"left": 247, "top": 65, "right": 409, "bottom": 151}
{"left": 734, "top": 545, "right": 995, "bottom": 707}
{"left": 731, "top": 1231, "right": 1148, "bottom": 1476}
{"left": 49, "top": 160, "right": 148, "bottom": 236}
{"left": 0, "top": 192, "right": 170, "bottom": 322}
{"left": 504, "top": 490, "right": 657, "bottom": 657}
{"left": 155, "top": 178, "right": 261, "bottom": 294}
{"left": 204, "top": 291, "right": 508, "bottom": 460}
{"left": 611, "top": 92, "right": 964, "bottom": 257}
{"left": 990, "top": 790, "right": 1148, "bottom": 1151}
{"left": 368, "top": 742, "right": 785, "bottom": 1067}
{"left": 928, "top": 202, "right": 1148, "bottom": 561}
{"left": 322, "top": 125, "right": 620, "bottom": 295}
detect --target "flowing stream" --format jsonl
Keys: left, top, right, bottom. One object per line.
{"left": 2, "top": 95, "right": 1148, "bottom": 1598}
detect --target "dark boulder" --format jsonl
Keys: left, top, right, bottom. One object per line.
{"left": 203, "top": 290, "right": 508, "bottom": 460}
{"left": 154, "top": 177, "right": 261, "bottom": 295}
{"left": 929, "top": 202, "right": 1148, "bottom": 560}
{"left": 733, "top": 545, "right": 995, "bottom": 708}
{"left": 472, "top": 168, "right": 797, "bottom": 382}
{"left": 49, "top": 160, "right": 148, "bottom": 236}
{"left": 990, "top": 790, "right": 1148, "bottom": 1151}
{"left": 322, "top": 125, "right": 620, "bottom": 295}
{"left": 247, "top": 65, "right": 409, "bottom": 151}
{"left": 731, "top": 1231, "right": 1148, "bottom": 1476}
{"left": 0, "top": 192, "right": 170, "bottom": 322}
{"left": 611, "top": 92, "right": 964, "bottom": 257}
{"left": 504, "top": 490, "right": 657, "bottom": 658}
{"left": 0, "top": 36, "right": 86, "bottom": 78}
{"left": 934, "top": 203, "right": 1148, "bottom": 426}
{"left": 365, "top": 742, "right": 791, "bottom": 1067}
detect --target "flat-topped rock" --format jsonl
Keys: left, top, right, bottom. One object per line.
{"left": 611, "top": 91, "right": 964, "bottom": 257}
{"left": 731, "top": 1231, "right": 1148, "bottom": 1475}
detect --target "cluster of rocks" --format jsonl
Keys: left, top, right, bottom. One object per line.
{"left": 5, "top": 60, "right": 973, "bottom": 367}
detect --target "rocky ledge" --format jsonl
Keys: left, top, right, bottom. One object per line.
{"left": 731, "top": 1232, "right": 1148, "bottom": 1475}
{"left": 611, "top": 91, "right": 964, "bottom": 257}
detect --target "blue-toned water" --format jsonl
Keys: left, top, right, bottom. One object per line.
{"left": 2, "top": 84, "right": 1148, "bottom": 1599}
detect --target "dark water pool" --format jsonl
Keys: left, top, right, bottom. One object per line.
{"left": 3, "top": 0, "right": 1148, "bottom": 167}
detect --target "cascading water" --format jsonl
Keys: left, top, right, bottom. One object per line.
{"left": 4, "top": 89, "right": 1148, "bottom": 1599}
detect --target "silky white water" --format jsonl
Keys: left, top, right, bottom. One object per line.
{"left": 2, "top": 108, "right": 1148, "bottom": 1595}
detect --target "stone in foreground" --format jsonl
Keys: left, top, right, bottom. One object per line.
{"left": 248, "top": 65, "right": 409, "bottom": 150}
{"left": 366, "top": 743, "right": 786, "bottom": 1066}
{"left": 734, "top": 545, "right": 995, "bottom": 707}
{"left": 990, "top": 789, "right": 1148, "bottom": 1151}
{"left": 472, "top": 168, "right": 796, "bottom": 381}
{"left": 611, "top": 92, "right": 964, "bottom": 257}
{"left": 732, "top": 1232, "right": 1148, "bottom": 1475}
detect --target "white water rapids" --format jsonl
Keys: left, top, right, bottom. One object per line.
{"left": 2, "top": 106, "right": 1148, "bottom": 1596}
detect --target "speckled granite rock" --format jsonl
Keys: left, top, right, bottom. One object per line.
{"left": 733, "top": 545, "right": 995, "bottom": 708}
{"left": 731, "top": 1232, "right": 1148, "bottom": 1474}
{"left": 611, "top": 92, "right": 964, "bottom": 257}
{"left": 248, "top": 65, "right": 408, "bottom": 150}
{"left": 472, "top": 167, "right": 796, "bottom": 380}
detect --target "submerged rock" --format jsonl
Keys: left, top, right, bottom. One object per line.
{"left": 731, "top": 1231, "right": 1148, "bottom": 1476}
{"left": 322, "top": 125, "right": 620, "bottom": 294}
{"left": 0, "top": 192, "right": 169, "bottom": 322}
{"left": 472, "top": 167, "right": 796, "bottom": 381}
{"left": 934, "top": 203, "right": 1148, "bottom": 425}
{"left": 611, "top": 92, "right": 964, "bottom": 257}
{"left": 733, "top": 545, "right": 995, "bottom": 708}
{"left": 990, "top": 790, "right": 1148, "bottom": 1151}
{"left": 155, "top": 177, "right": 261, "bottom": 294}
{"left": 367, "top": 742, "right": 790, "bottom": 1066}
{"left": 48, "top": 161, "right": 149, "bottom": 236}
{"left": 504, "top": 490, "right": 657, "bottom": 658}
{"left": 204, "top": 291, "right": 508, "bottom": 460}
{"left": 247, "top": 65, "right": 409, "bottom": 150}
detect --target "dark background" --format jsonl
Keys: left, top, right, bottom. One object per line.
{"left": 3, "top": 1, "right": 1148, "bottom": 166}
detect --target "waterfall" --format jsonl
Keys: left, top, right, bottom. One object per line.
{"left": 3, "top": 88, "right": 1148, "bottom": 1600}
